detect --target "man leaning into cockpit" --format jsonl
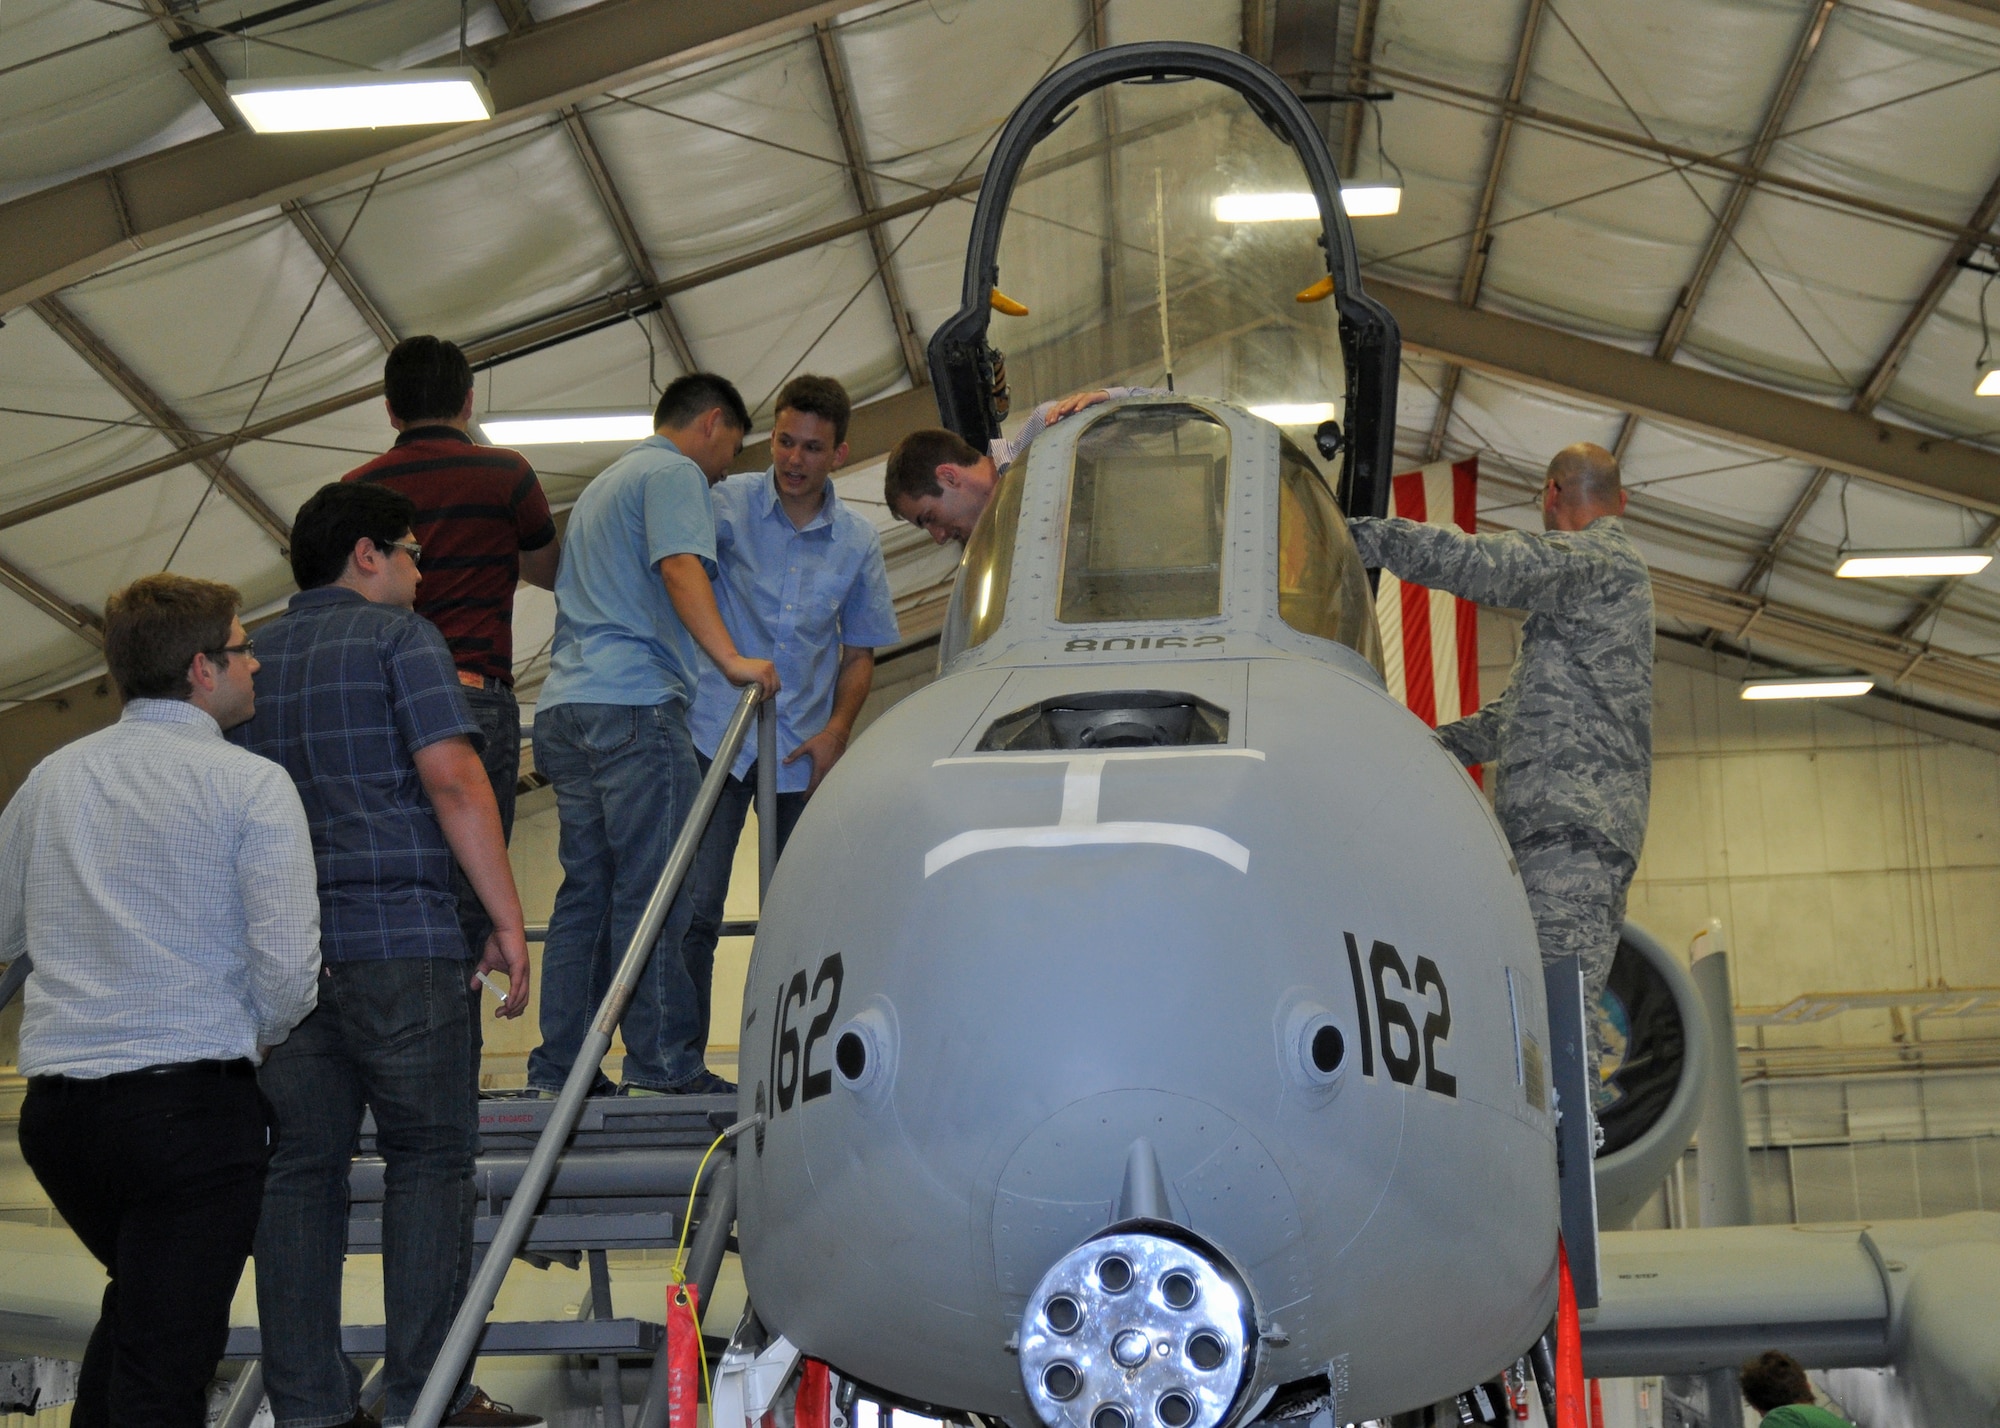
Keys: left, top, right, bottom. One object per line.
{"left": 884, "top": 386, "right": 1147, "bottom": 545}
{"left": 1345, "top": 442, "right": 1654, "bottom": 1072}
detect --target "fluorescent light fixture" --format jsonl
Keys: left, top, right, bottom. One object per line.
{"left": 1249, "top": 402, "right": 1340, "bottom": 424}
{"left": 1740, "top": 676, "right": 1875, "bottom": 701}
{"left": 1979, "top": 369, "right": 2000, "bottom": 397}
{"left": 481, "top": 413, "right": 654, "bottom": 445}
{"left": 1834, "top": 548, "right": 1993, "bottom": 579}
{"left": 1212, "top": 187, "right": 1402, "bottom": 223}
{"left": 1340, "top": 185, "right": 1402, "bottom": 217}
{"left": 228, "top": 68, "right": 492, "bottom": 133}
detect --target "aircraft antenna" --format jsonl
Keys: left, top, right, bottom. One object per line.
{"left": 1153, "top": 167, "right": 1174, "bottom": 392}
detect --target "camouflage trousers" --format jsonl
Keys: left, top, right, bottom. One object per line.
{"left": 1514, "top": 826, "right": 1637, "bottom": 1068}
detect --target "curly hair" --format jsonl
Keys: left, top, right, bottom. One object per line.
{"left": 1740, "top": 1351, "right": 1813, "bottom": 1413}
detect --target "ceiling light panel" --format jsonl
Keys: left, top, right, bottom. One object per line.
{"left": 1740, "top": 677, "right": 1876, "bottom": 701}
{"left": 1212, "top": 188, "right": 1402, "bottom": 222}
{"left": 481, "top": 413, "right": 654, "bottom": 445}
{"left": 1834, "top": 549, "right": 1993, "bottom": 579}
{"left": 229, "top": 69, "right": 493, "bottom": 134}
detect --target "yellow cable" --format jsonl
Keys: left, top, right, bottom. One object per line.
{"left": 670, "top": 1130, "right": 729, "bottom": 1406}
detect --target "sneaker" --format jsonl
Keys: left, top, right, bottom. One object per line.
{"left": 617, "top": 1071, "right": 737, "bottom": 1096}
{"left": 669, "top": 1069, "right": 737, "bottom": 1096}
{"left": 444, "top": 1387, "right": 544, "bottom": 1426}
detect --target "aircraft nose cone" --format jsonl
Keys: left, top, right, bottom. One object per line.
{"left": 1111, "top": 1329, "right": 1151, "bottom": 1368}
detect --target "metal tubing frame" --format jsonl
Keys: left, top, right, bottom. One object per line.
{"left": 0, "top": 955, "right": 28, "bottom": 1015}
{"left": 409, "top": 683, "right": 770, "bottom": 1428}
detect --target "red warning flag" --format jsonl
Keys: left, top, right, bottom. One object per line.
{"left": 668, "top": 1283, "right": 701, "bottom": 1428}
{"left": 797, "top": 1359, "right": 831, "bottom": 1428}
{"left": 1556, "top": 1241, "right": 1586, "bottom": 1428}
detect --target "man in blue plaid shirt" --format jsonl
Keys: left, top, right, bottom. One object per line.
{"left": 233, "top": 483, "right": 537, "bottom": 1428}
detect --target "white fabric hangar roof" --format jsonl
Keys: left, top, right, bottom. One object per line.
{"left": 2, "top": 0, "right": 2000, "bottom": 720}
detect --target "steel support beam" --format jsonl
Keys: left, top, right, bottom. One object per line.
{"left": 282, "top": 201, "right": 400, "bottom": 352}
{"left": 1649, "top": 566, "right": 2000, "bottom": 710}
{"left": 139, "top": 0, "right": 402, "bottom": 356}
{"left": 1737, "top": 164, "right": 2000, "bottom": 591}
{"left": 1369, "top": 63, "right": 2000, "bottom": 253}
{"left": 1611, "top": 0, "right": 1834, "bottom": 461}
{"left": 1338, "top": 0, "right": 1380, "bottom": 178}
{"left": 0, "top": 106, "right": 1201, "bottom": 532}
{"left": 31, "top": 296, "right": 293, "bottom": 547}
{"left": 0, "top": 0, "right": 868, "bottom": 312}
{"left": 1424, "top": 0, "right": 1545, "bottom": 461}
{"left": 558, "top": 107, "right": 697, "bottom": 372}
{"left": 0, "top": 557, "right": 105, "bottom": 648}
{"left": 1377, "top": 281, "right": 2000, "bottom": 514}
{"left": 813, "top": 21, "right": 927, "bottom": 387}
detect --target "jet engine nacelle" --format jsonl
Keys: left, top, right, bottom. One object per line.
{"left": 1592, "top": 922, "right": 1713, "bottom": 1229}
{"left": 736, "top": 653, "right": 1559, "bottom": 1426}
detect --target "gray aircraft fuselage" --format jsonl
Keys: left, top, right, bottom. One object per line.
{"left": 735, "top": 397, "right": 1559, "bottom": 1426}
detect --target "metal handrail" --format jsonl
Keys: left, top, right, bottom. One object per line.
{"left": 409, "top": 685, "right": 774, "bottom": 1428}
{"left": 0, "top": 953, "right": 27, "bottom": 1016}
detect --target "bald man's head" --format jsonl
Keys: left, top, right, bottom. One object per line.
{"left": 1542, "top": 442, "right": 1626, "bottom": 531}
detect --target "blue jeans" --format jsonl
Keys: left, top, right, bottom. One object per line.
{"left": 255, "top": 959, "right": 478, "bottom": 1428}
{"left": 679, "top": 757, "right": 806, "bottom": 1052}
{"left": 528, "top": 701, "right": 709, "bottom": 1092}
{"left": 452, "top": 682, "right": 521, "bottom": 962}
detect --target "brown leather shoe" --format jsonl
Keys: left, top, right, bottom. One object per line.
{"left": 443, "top": 1387, "right": 545, "bottom": 1426}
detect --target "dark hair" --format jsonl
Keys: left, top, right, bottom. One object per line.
{"left": 290, "top": 482, "right": 417, "bottom": 590}
{"left": 104, "top": 573, "right": 242, "bottom": 702}
{"left": 654, "top": 373, "right": 750, "bottom": 434}
{"left": 384, "top": 335, "right": 474, "bottom": 425}
{"left": 885, "top": 428, "right": 983, "bottom": 509}
{"left": 775, "top": 374, "right": 852, "bottom": 445}
{"left": 1740, "top": 1352, "right": 1814, "bottom": 1413}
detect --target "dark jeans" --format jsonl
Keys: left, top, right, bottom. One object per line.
{"left": 679, "top": 756, "right": 806, "bottom": 1052}
{"left": 255, "top": 959, "right": 477, "bottom": 1428}
{"left": 19, "top": 1062, "right": 270, "bottom": 1428}
{"left": 452, "top": 681, "right": 521, "bottom": 964}
{"left": 528, "top": 701, "right": 706, "bottom": 1092}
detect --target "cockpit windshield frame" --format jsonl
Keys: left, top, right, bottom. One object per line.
{"left": 925, "top": 41, "right": 1400, "bottom": 522}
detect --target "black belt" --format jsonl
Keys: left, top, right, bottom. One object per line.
{"left": 32, "top": 1057, "right": 256, "bottom": 1088}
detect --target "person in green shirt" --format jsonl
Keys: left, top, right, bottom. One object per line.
{"left": 1741, "top": 1350, "right": 1852, "bottom": 1426}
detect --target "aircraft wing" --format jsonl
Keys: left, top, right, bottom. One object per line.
{"left": 1585, "top": 1213, "right": 2000, "bottom": 1427}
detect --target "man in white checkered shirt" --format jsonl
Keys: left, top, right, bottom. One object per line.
{"left": 0, "top": 573, "right": 320, "bottom": 1428}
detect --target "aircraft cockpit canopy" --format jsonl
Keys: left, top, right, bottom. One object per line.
{"left": 928, "top": 43, "right": 1400, "bottom": 520}
{"left": 941, "top": 400, "right": 1379, "bottom": 670}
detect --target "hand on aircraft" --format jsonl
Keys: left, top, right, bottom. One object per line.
{"left": 784, "top": 726, "right": 850, "bottom": 795}
{"left": 1046, "top": 389, "right": 1113, "bottom": 422}
{"left": 722, "top": 655, "right": 781, "bottom": 701}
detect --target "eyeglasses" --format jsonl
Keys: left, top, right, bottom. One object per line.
{"left": 205, "top": 640, "right": 255, "bottom": 661}
{"left": 385, "top": 539, "right": 423, "bottom": 563}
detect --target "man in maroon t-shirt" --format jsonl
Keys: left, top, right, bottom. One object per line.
{"left": 342, "top": 336, "right": 559, "bottom": 967}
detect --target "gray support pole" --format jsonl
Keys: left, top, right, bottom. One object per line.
{"left": 1693, "top": 945, "right": 1753, "bottom": 1229}
{"left": 757, "top": 698, "right": 778, "bottom": 899}
{"left": 686, "top": 1153, "right": 739, "bottom": 1316}
{"left": 215, "top": 1361, "right": 265, "bottom": 1428}
{"left": 1693, "top": 929, "right": 1750, "bottom": 1428}
{"left": 0, "top": 955, "right": 30, "bottom": 1014}
{"left": 408, "top": 685, "right": 766, "bottom": 1428}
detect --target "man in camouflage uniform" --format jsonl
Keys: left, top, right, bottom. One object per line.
{"left": 1347, "top": 443, "right": 1653, "bottom": 1068}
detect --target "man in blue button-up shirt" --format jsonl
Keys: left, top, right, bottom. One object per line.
{"left": 677, "top": 377, "right": 900, "bottom": 1060}
{"left": 528, "top": 374, "right": 779, "bottom": 1101}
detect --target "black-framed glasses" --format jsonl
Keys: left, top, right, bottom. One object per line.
{"left": 385, "top": 539, "right": 423, "bottom": 563}
{"left": 205, "top": 640, "right": 255, "bottom": 661}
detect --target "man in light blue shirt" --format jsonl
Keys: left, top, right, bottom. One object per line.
{"left": 677, "top": 376, "right": 901, "bottom": 1057}
{"left": 529, "top": 373, "right": 778, "bottom": 1098}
